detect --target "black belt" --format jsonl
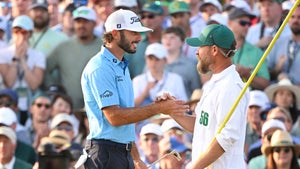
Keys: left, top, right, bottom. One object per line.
{"left": 88, "top": 139, "right": 132, "bottom": 152}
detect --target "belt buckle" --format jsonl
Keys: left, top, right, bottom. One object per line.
{"left": 126, "top": 143, "right": 130, "bottom": 151}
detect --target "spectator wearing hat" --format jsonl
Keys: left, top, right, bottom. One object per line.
{"left": 114, "top": 0, "right": 139, "bottom": 13}
{"left": 133, "top": 43, "right": 187, "bottom": 107}
{"left": 0, "top": 126, "right": 32, "bottom": 169}
{"left": 0, "top": 0, "right": 11, "bottom": 21}
{"left": 0, "top": 107, "right": 36, "bottom": 165}
{"left": 248, "top": 119, "right": 286, "bottom": 168}
{"left": 168, "top": 1, "right": 205, "bottom": 63}
{"left": 28, "top": 3, "right": 68, "bottom": 58}
{"left": 45, "top": 83, "right": 67, "bottom": 100}
{"left": 139, "top": 123, "right": 163, "bottom": 169}
{"left": 262, "top": 130, "right": 300, "bottom": 169}
{"left": 45, "top": 6, "right": 103, "bottom": 109}
{"left": 51, "top": 3, "right": 77, "bottom": 37}
{"left": 162, "top": 26, "right": 201, "bottom": 98}
{"left": 161, "top": 118, "right": 185, "bottom": 142}
{"left": 246, "top": 0, "right": 291, "bottom": 51}
{"left": 0, "top": 15, "right": 46, "bottom": 114}
{"left": 50, "top": 113, "right": 82, "bottom": 166}
{"left": 265, "top": 78, "right": 300, "bottom": 126}
{"left": 199, "top": 0, "right": 223, "bottom": 22}
{"left": 245, "top": 90, "right": 270, "bottom": 153}
{"left": 126, "top": 2, "right": 166, "bottom": 78}
{"left": 81, "top": 9, "right": 189, "bottom": 169}
{"left": 227, "top": 7, "right": 270, "bottom": 90}
{"left": 159, "top": 136, "right": 191, "bottom": 169}
{"left": 267, "top": 5, "right": 300, "bottom": 85}
{"left": 25, "top": 92, "right": 52, "bottom": 150}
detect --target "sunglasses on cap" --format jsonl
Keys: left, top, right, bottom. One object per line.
{"left": 0, "top": 100, "right": 12, "bottom": 107}
{"left": 238, "top": 20, "right": 251, "bottom": 27}
{"left": 34, "top": 103, "right": 51, "bottom": 109}
{"left": 273, "top": 147, "right": 291, "bottom": 153}
{"left": 141, "top": 14, "right": 155, "bottom": 19}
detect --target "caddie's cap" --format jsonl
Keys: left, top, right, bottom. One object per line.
{"left": 105, "top": 9, "right": 153, "bottom": 32}
{"left": 142, "top": 2, "right": 164, "bottom": 15}
{"left": 73, "top": 6, "right": 97, "bottom": 22}
{"left": 186, "top": 24, "right": 236, "bottom": 50}
{"left": 168, "top": 1, "right": 190, "bottom": 15}
{"left": 0, "top": 126, "right": 16, "bottom": 144}
{"left": 145, "top": 43, "right": 167, "bottom": 59}
{"left": 12, "top": 15, "right": 34, "bottom": 31}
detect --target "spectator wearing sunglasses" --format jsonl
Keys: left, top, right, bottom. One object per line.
{"left": 25, "top": 92, "right": 52, "bottom": 150}
{"left": 227, "top": 7, "right": 270, "bottom": 90}
{"left": 262, "top": 130, "right": 300, "bottom": 169}
{"left": 125, "top": 2, "right": 165, "bottom": 78}
{"left": 139, "top": 123, "right": 163, "bottom": 169}
{"left": 50, "top": 113, "right": 82, "bottom": 166}
{"left": 248, "top": 119, "right": 286, "bottom": 168}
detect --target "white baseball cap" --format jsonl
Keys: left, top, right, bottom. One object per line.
{"left": 105, "top": 9, "right": 153, "bottom": 33}
{"left": 261, "top": 119, "right": 286, "bottom": 136}
{"left": 114, "top": 0, "right": 137, "bottom": 8}
{"left": 145, "top": 43, "right": 167, "bottom": 59}
{"left": 207, "top": 13, "right": 228, "bottom": 26}
{"left": 0, "top": 16, "right": 7, "bottom": 31}
{"left": 200, "top": 0, "right": 223, "bottom": 12}
{"left": 0, "top": 126, "right": 16, "bottom": 144}
{"left": 50, "top": 113, "right": 79, "bottom": 136}
{"left": 12, "top": 15, "right": 34, "bottom": 31}
{"left": 0, "top": 107, "right": 17, "bottom": 126}
{"left": 140, "top": 123, "right": 163, "bottom": 136}
{"left": 161, "top": 119, "right": 183, "bottom": 133}
{"left": 73, "top": 6, "right": 97, "bottom": 22}
{"left": 248, "top": 90, "right": 269, "bottom": 110}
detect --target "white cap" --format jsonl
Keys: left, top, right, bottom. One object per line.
{"left": 0, "top": 126, "right": 16, "bottom": 144}
{"left": 50, "top": 113, "right": 79, "bottom": 136}
{"left": 161, "top": 119, "right": 183, "bottom": 133}
{"left": 200, "top": 0, "right": 223, "bottom": 12}
{"left": 12, "top": 15, "right": 34, "bottom": 31}
{"left": 282, "top": 1, "right": 293, "bottom": 11}
{"left": 0, "top": 16, "right": 7, "bottom": 31}
{"left": 105, "top": 9, "right": 153, "bottom": 32}
{"left": 73, "top": 6, "right": 97, "bottom": 22}
{"left": 140, "top": 123, "right": 163, "bottom": 136}
{"left": 229, "top": 0, "right": 252, "bottom": 13}
{"left": 248, "top": 90, "right": 269, "bottom": 110}
{"left": 114, "top": 0, "right": 137, "bottom": 8}
{"left": 207, "top": 13, "right": 228, "bottom": 26}
{"left": 0, "top": 107, "right": 17, "bottom": 126}
{"left": 145, "top": 43, "right": 167, "bottom": 59}
{"left": 261, "top": 119, "right": 286, "bottom": 136}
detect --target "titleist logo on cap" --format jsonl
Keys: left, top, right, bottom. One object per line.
{"left": 130, "top": 16, "right": 140, "bottom": 24}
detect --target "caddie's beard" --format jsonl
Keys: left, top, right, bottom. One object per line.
{"left": 118, "top": 31, "right": 137, "bottom": 54}
{"left": 197, "top": 59, "right": 210, "bottom": 74}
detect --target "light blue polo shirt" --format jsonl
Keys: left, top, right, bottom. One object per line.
{"left": 81, "top": 45, "right": 135, "bottom": 144}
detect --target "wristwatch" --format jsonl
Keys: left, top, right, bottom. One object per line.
{"left": 12, "top": 57, "right": 20, "bottom": 62}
